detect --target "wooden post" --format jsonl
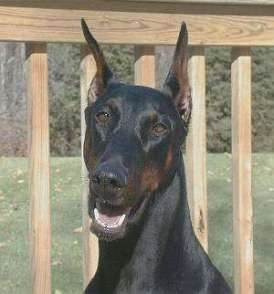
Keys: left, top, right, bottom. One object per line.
{"left": 26, "top": 43, "right": 51, "bottom": 294}
{"left": 186, "top": 47, "right": 208, "bottom": 251}
{"left": 134, "top": 46, "right": 155, "bottom": 87}
{"left": 231, "top": 47, "right": 254, "bottom": 294}
{"left": 80, "top": 45, "right": 99, "bottom": 288}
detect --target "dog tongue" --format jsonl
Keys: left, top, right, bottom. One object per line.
{"left": 94, "top": 208, "right": 126, "bottom": 228}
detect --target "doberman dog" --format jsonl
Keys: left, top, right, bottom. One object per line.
{"left": 81, "top": 19, "right": 232, "bottom": 294}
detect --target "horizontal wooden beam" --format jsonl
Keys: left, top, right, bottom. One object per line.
{"left": 1, "top": 1, "right": 274, "bottom": 45}
{"left": 121, "top": 0, "right": 274, "bottom": 5}
{"left": 1, "top": 0, "right": 274, "bottom": 8}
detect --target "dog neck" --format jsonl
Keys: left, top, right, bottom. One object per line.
{"left": 95, "top": 159, "right": 198, "bottom": 294}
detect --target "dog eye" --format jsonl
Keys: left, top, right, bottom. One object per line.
{"left": 95, "top": 111, "right": 110, "bottom": 124}
{"left": 151, "top": 122, "right": 168, "bottom": 136}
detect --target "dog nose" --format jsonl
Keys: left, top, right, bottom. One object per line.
{"left": 90, "top": 158, "right": 128, "bottom": 204}
{"left": 91, "top": 166, "right": 127, "bottom": 200}
{"left": 91, "top": 170, "right": 125, "bottom": 190}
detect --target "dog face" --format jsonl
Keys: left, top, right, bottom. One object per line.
{"left": 82, "top": 19, "right": 191, "bottom": 241}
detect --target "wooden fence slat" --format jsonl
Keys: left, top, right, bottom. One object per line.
{"left": 231, "top": 47, "right": 254, "bottom": 294}
{"left": 26, "top": 43, "right": 51, "bottom": 294}
{"left": 134, "top": 46, "right": 155, "bottom": 87}
{"left": 80, "top": 45, "right": 99, "bottom": 288}
{"left": 186, "top": 47, "right": 208, "bottom": 251}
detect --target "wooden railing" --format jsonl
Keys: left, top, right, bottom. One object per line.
{"left": 1, "top": 0, "right": 274, "bottom": 293}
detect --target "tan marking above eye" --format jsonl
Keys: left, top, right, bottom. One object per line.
{"left": 96, "top": 111, "right": 110, "bottom": 124}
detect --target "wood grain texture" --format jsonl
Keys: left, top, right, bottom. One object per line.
{"left": 80, "top": 46, "right": 99, "bottom": 288}
{"left": 121, "top": 0, "right": 274, "bottom": 5}
{"left": 134, "top": 46, "right": 155, "bottom": 87}
{"left": 1, "top": 3, "right": 274, "bottom": 45}
{"left": 186, "top": 47, "right": 208, "bottom": 252}
{"left": 26, "top": 43, "right": 51, "bottom": 294}
{"left": 1, "top": 0, "right": 274, "bottom": 9}
{"left": 231, "top": 47, "right": 254, "bottom": 294}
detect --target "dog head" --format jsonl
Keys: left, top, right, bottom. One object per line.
{"left": 82, "top": 19, "right": 191, "bottom": 241}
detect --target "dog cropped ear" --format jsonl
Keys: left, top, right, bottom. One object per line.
{"left": 81, "top": 19, "right": 115, "bottom": 104}
{"left": 162, "top": 22, "right": 191, "bottom": 125}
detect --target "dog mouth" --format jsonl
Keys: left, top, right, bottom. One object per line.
{"left": 93, "top": 203, "right": 128, "bottom": 229}
{"left": 90, "top": 195, "right": 148, "bottom": 240}
{"left": 94, "top": 208, "right": 127, "bottom": 229}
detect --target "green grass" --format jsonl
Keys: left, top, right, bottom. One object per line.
{"left": 0, "top": 157, "right": 83, "bottom": 294}
{"left": 0, "top": 155, "right": 273, "bottom": 293}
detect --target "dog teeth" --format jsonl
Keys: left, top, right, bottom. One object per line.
{"left": 115, "top": 214, "right": 126, "bottom": 227}
{"left": 94, "top": 208, "right": 126, "bottom": 229}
